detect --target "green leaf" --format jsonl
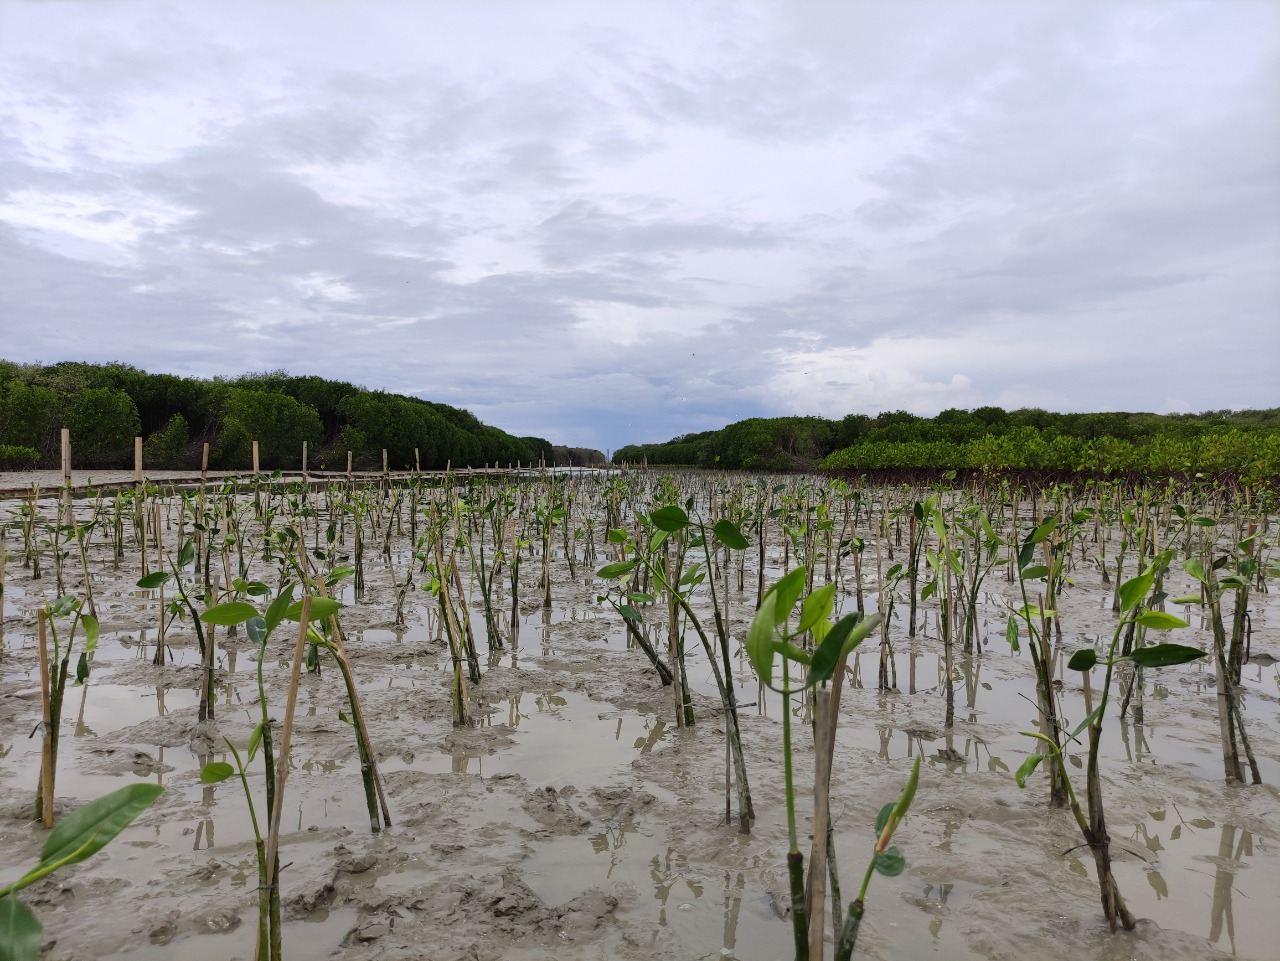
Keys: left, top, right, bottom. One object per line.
{"left": 177, "top": 538, "right": 195, "bottom": 569}
{"left": 648, "top": 529, "right": 669, "bottom": 553}
{"left": 618, "top": 604, "right": 643, "bottom": 623}
{"left": 1170, "top": 594, "right": 1202, "bottom": 605}
{"left": 809, "top": 613, "right": 881, "bottom": 685}
{"left": 607, "top": 528, "right": 628, "bottom": 544}
{"left": 82, "top": 615, "right": 99, "bottom": 653}
{"left": 247, "top": 724, "right": 264, "bottom": 763}
{"left": 201, "top": 602, "right": 260, "bottom": 627}
{"left": 778, "top": 642, "right": 812, "bottom": 666}
{"left": 873, "top": 847, "right": 905, "bottom": 877}
{"left": 1135, "top": 611, "right": 1189, "bottom": 630}
{"left": 712, "top": 519, "right": 749, "bottom": 550}
{"left": 797, "top": 585, "right": 836, "bottom": 636}
{"left": 75, "top": 652, "right": 89, "bottom": 685}
{"left": 284, "top": 597, "right": 342, "bottom": 623}
{"left": 38, "top": 783, "right": 164, "bottom": 873}
{"left": 1067, "top": 649, "right": 1098, "bottom": 672}
{"left": 874, "top": 802, "right": 895, "bottom": 836}
{"left": 1191, "top": 516, "right": 1217, "bottom": 527}
{"left": 325, "top": 565, "right": 356, "bottom": 587}
{"left": 245, "top": 616, "right": 267, "bottom": 648}
{"left": 768, "top": 568, "right": 808, "bottom": 626}
{"left": 596, "top": 560, "right": 637, "bottom": 580}
{"left": 1027, "top": 515, "right": 1059, "bottom": 545}
{"left": 1020, "top": 565, "right": 1050, "bottom": 581}
{"left": 50, "top": 595, "right": 78, "bottom": 616}
{"left": 136, "top": 572, "right": 170, "bottom": 590}
{"left": 0, "top": 895, "right": 42, "bottom": 961}
{"left": 200, "top": 762, "right": 234, "bottom": 784}
{"left": 1070, "top": 706, "right": 1103, "bottom": 739}
{"left": 650, "top": 506, "right": 690, "bottom": 532}
{"left": 1126, "top": 644, "right": 1207, "bottom": 668}
{"left": 1182, "top": 558, "right": 1207, "bottom": 583}
{"left": 1005, "top": 617, "right": 1019, "bottom": 653}
{"left": 746, "top": 591, "right": 779, "bottom": 686}
{"left": 265, "top": 586, "right": 295, "bottom": 635}
{"left": 1118, "top": 572, "right": 1154, "bottom": 613}
{"left": 1014, "top": 753, "right": 1045, "bottom": 788}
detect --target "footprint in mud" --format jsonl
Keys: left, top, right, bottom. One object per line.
{"left": 521, "top": 785, "right": 590, "bottom": 834}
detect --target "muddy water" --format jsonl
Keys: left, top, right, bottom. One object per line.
{"left": 0, "top": 479, "right": 1277, "bottom": 961}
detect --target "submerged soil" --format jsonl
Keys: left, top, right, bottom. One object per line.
{"left": 0, "top": 473, "right": 1277, "bottom": 961}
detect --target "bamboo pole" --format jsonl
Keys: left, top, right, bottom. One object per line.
{"left": 36, "top": 609, "right": 54, "bottom": 827}
{"left": 807, "top": 689, "right": 832, "bottom": 959}
{"left": 299, "top": 547, "right": 391, "bottom": 827}
{"left": 0, "top": 530, "right": 6, "bottom": 653}
{"left": 261, "top": 595, "right": 310, "bottom": 961}
{"left": 152, "top": 503, "right": 167, "bottom": 666}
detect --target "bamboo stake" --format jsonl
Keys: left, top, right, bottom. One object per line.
{"left": 152, "top": 503, "right": 167, "bottom": 666}
{"left": 807, "top": 689, "right": 832, "bottom": 959}
{"left": 262, "top": 596, "right": 311, "bottom": 905}
{"left": 0, "top": 530, "right": 6, "bottom": 653}
{"left": 300, "top": 548, "right": 391, "bottom": 827}
{"left": 37, "top": 609, "right": 54, "bottom": 828}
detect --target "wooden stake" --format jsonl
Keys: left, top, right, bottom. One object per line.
{"left": 37, "top": 609, "right": 54, "bottom": 828}
{"left": 807, "top": 689, "right": 832, "bottom": 959}
{"left": 152, "top": 503, "right": 167, "bottom": 665}
{"left": 253, "top": 440, "right": 260, "bottom": 474}
{"left": 0, "top": 530, "right": 6, "bottom": 653}
{"left": 134, "top": 436, "right": 143, "bottom": 483}
{"left": 263, "top": 596, "right": 311, "bottom": 895}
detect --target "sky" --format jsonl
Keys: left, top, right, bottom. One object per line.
{"left": 1, "top": 1, "right": 1277, "bottom": 454}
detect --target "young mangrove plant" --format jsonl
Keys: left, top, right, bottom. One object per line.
{"left": 1017, "top": 553, "right": 1207, "bottom": 931}
{"left": 1, "top": 783, "right": 164, "bottom": 961}
{"left": 596, "top": 500, "right": 755, "bottom": 831}
{"left": 33, "top": 595, "right": 99, "bottom": 827}
{"left": 745, "top": 567, "right": 895, "bottom": 959}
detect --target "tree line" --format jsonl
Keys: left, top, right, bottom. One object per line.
{"left": 0, "top": 361, "right": 555, "bottom": 471}
{"left": 613, "top": 407, "right": 1280, "bottom": 481}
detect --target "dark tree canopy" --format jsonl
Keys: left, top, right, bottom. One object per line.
{"left": 0, "top": 361, "right": 553, "bottom": 471}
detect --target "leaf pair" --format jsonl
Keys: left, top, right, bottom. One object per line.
{"left": 745, "top": 568, "right": 881, "bottom": 690}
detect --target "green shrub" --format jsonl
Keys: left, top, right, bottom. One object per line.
{"left": 0, "top": 444, "right": 40, "bottom": 469}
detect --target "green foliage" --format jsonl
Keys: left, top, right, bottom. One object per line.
{"left": 0, "top": 380, "right": 58, "bottom": 457}
{"left": 0, "top": 361, "right": 552, "bottom": 472}
{"left": 213, "top": 388, "right": 323, "bottom": 469}
{"left": 0, "top": 445, "right": 39, "bottom": 469}
{"left": 64, "top": 388, "right": 141, "bottom": 468}
{"left": 0, "top": 783, "right": 163, "bottom": 961}
{"left": 614, "top": 403, "right": 1280, "bottom": 479}
{"left": 142, "top": 413, "right": 189, "bottom": 468}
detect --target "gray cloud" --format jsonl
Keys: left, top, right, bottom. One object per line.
{"left": 1, "top": 0, "right": 1276, "bottom": 451}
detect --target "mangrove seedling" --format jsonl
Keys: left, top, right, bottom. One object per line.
{"left": 2, "top": 782, "right": 163, "bottom": 961}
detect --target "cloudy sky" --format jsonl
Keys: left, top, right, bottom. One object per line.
{"left": 2, "top": 1, "right": 1277, "bottom": 452}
